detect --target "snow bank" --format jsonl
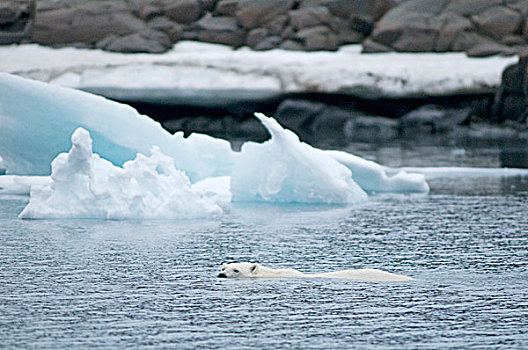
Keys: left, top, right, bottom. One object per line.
{"left": 231, "top": 113, "right": 368, "bottom": 203}
{"left": 19, "top": 128, "right": 224, "bottom": 219}
{"left": 0, "top": 42, "right": 516, "bottom": 104}
{"left": 0, "top": 72, "right": 235, "bottom": 179}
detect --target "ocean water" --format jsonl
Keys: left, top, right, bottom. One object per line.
{"left": 1, "top": 143, "right": 527, "bottom": 349}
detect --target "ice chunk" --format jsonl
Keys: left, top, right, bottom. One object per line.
{"left": 324, "top": 150, "right": 429, "bottom": 193}
{"left": 231, "top": 113, "right": 368, "bottom": 203}
{"left": 0, "top": 73, "right": 235, "bottom": 181}
{"left": 19, "top": 128, "right": 223, "bottom": 219}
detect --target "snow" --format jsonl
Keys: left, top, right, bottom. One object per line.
{"left": 0, "top": 42, "right": 517, "bottom": 105}
{"left": 19, "top": 128, "right": 224, "bottom": 219}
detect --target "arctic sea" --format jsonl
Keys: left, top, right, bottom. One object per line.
{"left": 1, "top": 143, "right": 527, "bottom": 349}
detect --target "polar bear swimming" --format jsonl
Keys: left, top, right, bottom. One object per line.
{"left": 218, "top": 262, "right": 413, "bottom": 282}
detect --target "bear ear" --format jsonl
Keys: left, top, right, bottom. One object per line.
{"left": 250, "top": 263, "right": 259, "bottom": 274}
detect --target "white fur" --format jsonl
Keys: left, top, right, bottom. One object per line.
{"left": 218, "top": 262, "right": 413, "bottom": 282}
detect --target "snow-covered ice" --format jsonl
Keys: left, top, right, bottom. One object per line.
{"left": 19, "top": 128, "right": 224, "bottom": 219}
{"left": 0, "top": 42, "right": 517, "bottom": 105}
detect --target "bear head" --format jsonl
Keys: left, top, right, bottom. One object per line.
{"left": 218, "top": 262, "right": 259, "bottom": 278}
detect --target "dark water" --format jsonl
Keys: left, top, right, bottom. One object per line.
{"left": 1, "top": 144, "right": 528, "bottom": 349}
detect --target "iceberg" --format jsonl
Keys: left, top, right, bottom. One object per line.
{"left": 0, "top": 72, "right": 235, "bottom": 181}
{"left": 231, "top": 113, "right": 368, "bottom": 203}
{"left": 19, "top": 128, "right": 224, "bottom": 219}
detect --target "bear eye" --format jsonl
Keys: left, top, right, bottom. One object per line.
{"left": 233, "top": 269, "right": 239, "bottom": 273}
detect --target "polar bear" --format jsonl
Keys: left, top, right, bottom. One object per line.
{"left": 218, "top": 262, "right": 413, "bottom": 282}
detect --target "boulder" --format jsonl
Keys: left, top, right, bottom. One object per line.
{"left": 295, "top": 25, "right": 338, "bottom": 51}
{"left": 471, "top": 6, "right": 523, "bottom": 39}
{"left": 466, "top": 43, "right": 517, "bottom": 57}
{"left": 0, "top": 1, "right": 35, "bottom": 44}
{"left": 96, "top": 29, "right": 172, "bottom": 53}
{"left": 365, "top": 0, "right": 528, "bottom": 54}
{"left": 299, "top": 0, "right": 393, "bottom": 21}
{"left": 216, "top": 0, "right": 294, "bottom": 29}
{"left": 0, "top": 2, "right": 21, "bottom": 25}
{"left": 491, "top": 53, "right": 528, "bottom": 123}
{"left": 147, "top": 16, "right": 184, "bottom": 41}
{"left": 289, "top": 6, "right": 333, "bottom": 30}
{"left": 344, "top": 116, "right": 399, "bottom": 141}
{"left": 33, "top": 2, "right": 146, "bottom": 45}
{"left": 400, "top": 105, "right": 471, "bottom": 135}
{"left": 187, "top": 13, "right": 245, "bottom": 46}
{"left": 162, "top": 0, "right": 204, "bottom": 24}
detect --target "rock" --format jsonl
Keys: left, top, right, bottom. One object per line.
{"left": 162, "top": 0, "right": 204, "bottom": 24}
{"left": 299, "top": 0, "right": 393, "bottom": 21}
{"left": 401, "top": 105, "right": 471, "bottom": 135}
{"left": 443, "top": 0, "right": 500, "bottom": 16}
{"left": 33, "top": 2, "right": 146, "bottom": 45}
{"left": 0, "top": 1, "right": 34, "bottom": 44}
{"left": 344, "top": 116, "right": 399, "bottom": 141}
{"left": 501, "top": 35, "right": 526, "bottom": 46}
{"left": 96, "top": 29, "right": 172, "bottom": 53}
{"left": 466, "top": 43, "right": 516, "bottom": 57}
{"left": 0, "top": 3, "right": 21, "bottom": 25}
{"left": 364, "top": 0, "right": 528, "bottom": 54}
{"left": 289, "top": 6, "right": 333, "bottom": 30}
{"left": 295, "top": 25, "right": 338, "bottom": 51}
{"left": 471, "top": 6, "right": 523, "bottom": 39}
{"left": 275, "top": 99, "right": 358, "bottom": 140}
{"left": 349, "top": 14, "right": 374, "bottom": 35}
{"left": 280, "top": 39, "right": 304, "bottom": 51}
{"left": 187, "top": 13, "right": 245, "bottom": 46}
{"left": 148, "top": 16, "right": 184, "bottom": 41}
{"left": 216, "top": 0, "right": 294, "bottom": 29}
{"left": 136, "top": 4, "right": 162, "bottom": 21}
{"left": 246, "top": 28, "right": 269, "bottom": 48}
{"left": 433, "top": 14, "right": 473, "bottom": 52}
{"left": 265, "top": 15, "right": 288, "bottom": 36}
{"left": 361, "top": 38, "right": 392, "bottom": 53}
{"left": 254, "top": 35, "right": 282, "bottom": 51}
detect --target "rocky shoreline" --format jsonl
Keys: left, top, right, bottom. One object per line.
{"left": 3, "top": 0, "right": 528, "bottom": 57}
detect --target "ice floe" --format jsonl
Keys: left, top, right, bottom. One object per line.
{"left": 19, "top": 128, "right": 224, "bottom": 219}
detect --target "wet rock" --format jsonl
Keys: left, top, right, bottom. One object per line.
{"left": 344, "top": 116, "right": 399, "bottom": 141}
{"left": 275, "top": 99, "right": 356, "bottom": 140}
{"left": 0, "top": 2, "right": 21, "bottom": 25}
{"left": 0, "top": 1, "right": 34, "bottom": 44}
{"left": 401, "top": 105, "right": 471, "bottom": 135}
{"left": 491, "top": 53, "right": 528, "bottom": 123}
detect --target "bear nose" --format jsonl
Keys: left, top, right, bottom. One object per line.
{"left": 218, "top": 273, "right": 227, "bottom": 278}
